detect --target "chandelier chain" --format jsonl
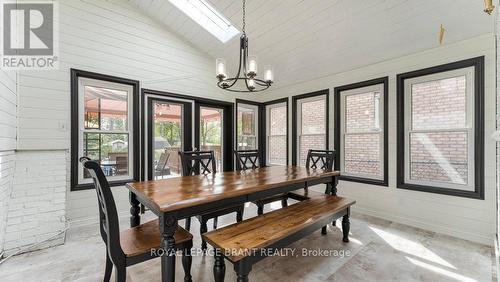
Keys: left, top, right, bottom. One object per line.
{"left": 242, "top": 0, "right": 246, "bottom": 34}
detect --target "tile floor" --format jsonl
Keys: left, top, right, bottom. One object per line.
{"left": 0, "top": 203, "right": 495, "bottom": 282}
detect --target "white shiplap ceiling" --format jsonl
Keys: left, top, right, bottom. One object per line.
{"left": 128, "top": 0, "right": 494, "bottom": 89}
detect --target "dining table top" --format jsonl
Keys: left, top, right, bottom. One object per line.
{"left": 126, "top": 165, "right": 340, "bottom": 213}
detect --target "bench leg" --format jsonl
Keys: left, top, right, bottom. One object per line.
{"left": 200, "top": 218, "right": 208, "bottom": 252}
{"left": 214, "top": 252, "right": 225, "bottom": 282}
{"left": 182, "top": 242, "right": 193, "bottom": 282}
{"left": 256, "top": 202, "right": 264, "bottom": 215}
{"left": 213, "top": 217, "right": 218, "bottom": 230}
{"left": 235, "top": 260, "right": 252, "bottom": 282}
{"left": 281, "top": 198, "right": 288, "bottom": 208}
{"left": 321, "top": 226, "right": 327, "bottom": 235}
{"left": 342, "top": 212, "right": 350, "bottom": 242}
{"left": 236, "top": 208, "right": 244, "bottom": 222}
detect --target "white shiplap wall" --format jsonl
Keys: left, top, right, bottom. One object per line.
{"left": 0, "top": 67, "right": 17, "bottom": 254}
{"left": 259, "top": 34, "right": 496, "bottom": 245}
{"left": 15, "top": 0, "right": 238, "bottom": 231}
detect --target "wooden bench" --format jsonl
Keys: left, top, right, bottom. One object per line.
{"left": 202, "top": 195, "right": 355, "bottom": 282}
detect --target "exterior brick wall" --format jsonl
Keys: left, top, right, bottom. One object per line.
{"left": 409, "top": 76, "right": 468, "bottom": 184}
{"left": 299, "top": 98, "right": 326, "bottom": 166}
{"left": 344, "top": 92, "right": 381, "bottom": 176}
{"left": 3, "top": 151, "right": 68, "bottom": 254}
{"left": 268, "top": 105, "right": 287, "bottom": 165}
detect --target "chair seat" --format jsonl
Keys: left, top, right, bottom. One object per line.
{"left": 120, "top": 219, "right": 192, "bottom": 257}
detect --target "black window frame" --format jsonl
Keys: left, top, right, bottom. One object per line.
{"left": 235, "top": 99, "right": 265, "bottom": 163}
{"left": 141, "top": 88, "right": 235, "bottom": 179}
{"left": 146, "top": 97, "right": 193, "bottom": 180}
{"left": 396, "top": 56, "right": 485, "bottom": 199}
{"left": 262, "top": 98, "right": 289, "bottom": 166}
{"left": 292, "top": 89, "right": 330, "bottom": 166}
{"left": 334, "top": 77, "right": 389, "bottom": 186}
{"left": 70, "top": 69, "right": 140, "bottom": 191}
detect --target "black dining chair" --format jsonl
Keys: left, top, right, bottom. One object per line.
{"left": 304, "top": 149, "right": 336, "bottom": 233}
{"left": 179, "top": 151, "right": 244, "bottom": 251}
{"left": 234, "top": 149, "right": 288, "bottom": 215}
{"left": 304, "top": 149, "right": 336, "bottom": 198}
{"left": 80, "top": 157, "right": 193, "bottom": 282}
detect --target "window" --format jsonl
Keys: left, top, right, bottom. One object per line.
{"left": 236, "top": 101, "right": 259, "bottom": 151}
{"left": 292, "top": 90, "right": 329, "bottom": 166}
{"left": 397, "top": 57, "right": 484, "bottom": 199}
{"left": 334, "top": 77, "right": 388, "bottom": 186}
{"left": 71, "top": 69, "right": 139, "bottom": 190}
{"left": 168, "top": 0, "right": 239, "bottom": 43}
{"left": 265, "top": 99, "right": 288, "bottom": 165}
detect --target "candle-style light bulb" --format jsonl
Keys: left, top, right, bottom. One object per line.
{"left": 264, "top": 65, "right": 274, "bottom": 84}
{"left": 247, "top": 56, "right": 257, "bottom": 78}
{"left": 248, "top": 79, "right": 255, "bottom": 90}
{"left": 216, "top": 58, "right": 226, "bottom": 81}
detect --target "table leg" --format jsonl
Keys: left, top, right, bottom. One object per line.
{"left": 160, "top": 214, "right": 178, "bottom": 282}
{"left": 129, "top": 192, "right": 141, "bottom": 227}
{"left": 342, "top": 207, "right": 350, "bottom": 242}
{"left": 331, "top": 176, "right": 338, "bottom": 196}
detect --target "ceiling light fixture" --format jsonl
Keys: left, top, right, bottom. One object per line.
{"left": 215, "top": 0, "right": 273, "bottom": 92}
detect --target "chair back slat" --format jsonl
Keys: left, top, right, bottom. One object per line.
{"left": 305, "top": 149, "right": 335, "bottom": 170}
{"left": 179, "top": 151, "right": 216, "bottom": 176}
{"left": 234, "top": 150, "right": 260, "bottom": 171}
{"left": 79, "top": 157, "right": 125, "bottom": 261}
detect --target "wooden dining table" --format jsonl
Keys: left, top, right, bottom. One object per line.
{"left": 126, "top": 165, "right": 340, "bottom": 282}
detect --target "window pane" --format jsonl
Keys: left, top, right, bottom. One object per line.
{"left": 409, "top": 131, "right": 468, "bottom": 185}
{"left": 200, "top": 107, "right": 223, "bottom": 172}
{"left": 83, "top": 133, "right": 129, "bottom": 178}
{"left": 268, "top": 135, "right": 286, "bottom": 165}
{"left": 344, "top": 133, "right": 381, "bottom": 176}
{"left": 84, "top": 85, "right": 128, "bottom": 131}
{"left": 270, "top": 106, "right": 287, "bottom": 135}
{"left": 301, "top": 99, "right": 325, "bottom": 134}
{"left": 299, "top": 134, "right": 325, "bottom": 166}
{"left": 345, "top": 92, "right": 380, "bottom": 133}
{"left": 411, "top": 76, "right": 466, "bottom": 130}
{"left": 153, "top": 101, "right": 183, "bottom": 178}
{"left": 237, "top": 105, "right": 258, "bottom": 150}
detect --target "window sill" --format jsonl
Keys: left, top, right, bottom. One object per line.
{"left": 339, "top": 175, "right": 388, "bottom": 187}
{"left": 397, "top": 182, "right": 484, "bottom": 199}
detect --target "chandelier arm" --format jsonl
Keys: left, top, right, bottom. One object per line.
{"left": 254, "top": 79, "right": 269, "bottom": 87}
{"left": 224, "top": 37, "right": 245, "bottom": 89}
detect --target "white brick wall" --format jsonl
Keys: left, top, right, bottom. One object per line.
{"left": 0, "top": 152, "right": 15, "bottom": 255}
{"left": 3, "top": 151, "right": 68, "bottom": 254}
{"left": 0, "top": 66, "right": 17, "bottom": 255}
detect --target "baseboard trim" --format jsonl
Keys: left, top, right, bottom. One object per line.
{"left": 353, "top": 206, "right": 493, "bottom": 246}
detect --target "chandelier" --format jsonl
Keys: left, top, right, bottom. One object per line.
{"left": 215, "top": 0, "right": 274, "bottom": 92}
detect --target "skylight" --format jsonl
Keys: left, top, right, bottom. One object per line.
{"left": 168, "top": 0, "right": 240, "bottom": 43}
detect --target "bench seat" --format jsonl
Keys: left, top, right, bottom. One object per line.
{"left": 203, "top": 194, "right": 355, "bottom": 263}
